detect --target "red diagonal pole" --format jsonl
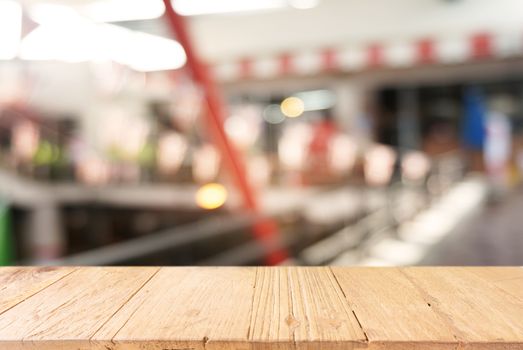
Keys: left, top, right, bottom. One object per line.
{"left": 162, "top": 0, "right": 287, "bottom": 264}
{"left": 162, "top": 0, "right": 256, "bottom": 210}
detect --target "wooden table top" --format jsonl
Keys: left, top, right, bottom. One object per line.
{"left": 0, "top": 267, "right": 522, "bottom": 349}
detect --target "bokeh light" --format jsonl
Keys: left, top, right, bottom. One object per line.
{"left": 193, "top": 144, "right": 221, "bottom": 183}
{"left": 280, "top": 97, "right": 305, "bottom": 118}
{"left": 157, "top": 132, "right": 188, "bottom": 175}
{"left": 12, "top": 121, "right": 40, "bottom": 161}
{"left": 263, "top": 104, "right": 285, "bottom": 124}
{"left": 402, "top": 151, "right": 431, "bottom": 182}
{"left": 364, "top": 144, "right": 397, "bottom": 186}
{"left": 195, "top": 183, "right": 228, "bottom": 210}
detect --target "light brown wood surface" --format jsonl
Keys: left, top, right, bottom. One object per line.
{"left": 0, "top": 267, "right": 522, "bottom": 349}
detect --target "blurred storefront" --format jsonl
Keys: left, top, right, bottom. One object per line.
{"left": 1, "top": 0, "right": 523, "bottom": 265}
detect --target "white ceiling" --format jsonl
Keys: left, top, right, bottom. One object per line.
{"left": 17, "top": 0, "right": 523, "bottom": 63}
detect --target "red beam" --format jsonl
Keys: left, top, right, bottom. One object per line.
{"left": 162, "top": 0, "right": 257, "bottom": 211}
{"left": 162, "top": 0, "right": 288, "bottom": 264}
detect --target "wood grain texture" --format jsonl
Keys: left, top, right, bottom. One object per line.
{"left": 249, "top": 267, "right": 366, "bottom": 350}
{"left": 96, "top": 267, "right": 256, "bottom": 350}
{"left": 330, "top": 267, "right": 458, "bottom": 350}
{"left": 0, "top": 267, "right": 75, "bottom": 316}
{"left": 0, "top": 267, "right": 522, "bottom": 349}
{"left": 470, "top": 267, "right": 523, "bottom": 302}
{"left": 402, "top": 267, "right": 523, "bottom": 349}
{"left": 0, "top": 267, "right": 158, "bottom": 350}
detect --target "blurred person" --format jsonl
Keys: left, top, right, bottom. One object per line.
{"left": 423, "top": 121, "right": 460, "bottom": 156}
{"left": 484, "top": 107, "right": 512, "bottom": 195}
{"left": 461, "top": 87, "right": 486, "bottom": 171}
{"left": 305, "top": 110, "right": 338, "bottom": 183}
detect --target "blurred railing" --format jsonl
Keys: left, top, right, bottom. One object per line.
{"left": 6, "top": 145, "right": 472, "bottom": 265}
{"left": 297, "top": 150, "right": 470, "bottom": 266}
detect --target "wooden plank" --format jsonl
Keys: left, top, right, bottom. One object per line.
{"left": 0, "top": 267, "right": 75, "bottom": 316}
{"left": 331, "top": 267, "right": 458, "bottom": 350}
{"left": 402, "top": 267, "right": 523, "bottom": 349}
{"left": 1, "top": 267, "right": 523, "bottom": 349}
{"left": 94, "top": 267, "right": 256, "bottom": 350}
{"left": 248, "top": 267, "right": 293, "bottom": 350}
{"left": 249, "top": 267, "right": 366, "bottom": 349}
{"left": 0, "top": 267, "right": 158, "bottom": 350}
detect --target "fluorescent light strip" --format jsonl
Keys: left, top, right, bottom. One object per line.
{"left": 113, "top": 31, "right": 187, "bottom": 72}
{"left": 294, "top": 89, "right": 336, "bottom": 111}
{"left": 81, "top": 0, "right": 166, "bottom": 22}
{"left": 172, "top": 0, "right": 288, "bottom": 16}
{"left": 0, "top": 0, "right": 22, "bottom": 60}
{"left": 30, "top": 0, "right": 165, "bottom": 24}
{"left": 23, "top": 4, "right": 186, "bottom": 72}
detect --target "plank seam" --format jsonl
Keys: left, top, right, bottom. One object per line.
{"left": 90, "top": 267, "right": 162, "bottom": 343}
{"left": 286, "top": 268, "right": 298, "bottom": 350}
{"left": 397, "top": 268, "right": 464, "bottom": 347}
{"left": 246, "top": 266, "right": 258, "bottom": 340}
{"left": 468, "top": 268, "right": 523, "bottom": 303}
{"left": 328, "top": 267, "right": 369, "bottom": 343}
{"left": 0, "top": 267, "right": 78, "bottom": 319}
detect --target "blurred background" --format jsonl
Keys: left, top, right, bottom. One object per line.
{"left": 1, "top": 0, "right": 523, "bottom": 266}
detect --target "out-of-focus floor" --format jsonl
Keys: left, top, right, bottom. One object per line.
{"left": 421, "top": 188, "right": 523, "bottom": 265}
